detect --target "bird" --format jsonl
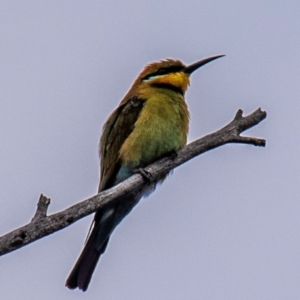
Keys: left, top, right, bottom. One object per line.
{"left": 65, "top": 54, "right": 224, "bottom": 291}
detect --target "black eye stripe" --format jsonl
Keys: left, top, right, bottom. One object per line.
{"left": 142, "top": 65, "right": 184, "bottom": 80}
{"left": 156, "top": 68, "right": 168, "bottom": 75}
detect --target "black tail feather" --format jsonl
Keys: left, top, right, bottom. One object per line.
{"left": 66, "top": 231, "right": 109, "bottom": 291}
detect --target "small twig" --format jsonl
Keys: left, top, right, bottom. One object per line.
{"left": 233, "top": 109, "right": 243, "bottom": 121}
{"left": 0, "top": 108, "right": 267, "bottom": 256}
{"left": 231, "top": 136, "right": 266, "bottom": 146}
{"left": 31, "top": 194, "right": 51, "bottom": 222}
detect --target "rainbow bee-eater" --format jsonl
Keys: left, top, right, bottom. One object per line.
{"left": 66, "top": 54, "right": 224, "bottom": 291}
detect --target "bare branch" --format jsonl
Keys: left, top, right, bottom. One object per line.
{"left": 0, "top": 108, "right": 267, "bottom": 256}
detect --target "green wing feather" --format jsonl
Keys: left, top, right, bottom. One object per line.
{"left": 98, "top": 97, "right": 145, "bottom": 191}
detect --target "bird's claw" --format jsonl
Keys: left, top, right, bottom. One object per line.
{"left": 169, "top": 150, "right": 178, "bottom": 160}
{"left": 135, "top": 168, "right": 152, "bottom": 185}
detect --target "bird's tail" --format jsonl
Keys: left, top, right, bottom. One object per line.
{"left": 66, "top": 194, "right": 141, "bottom": 291}
{"left": 65, "top": 224, "right": 109, "bottom": 291}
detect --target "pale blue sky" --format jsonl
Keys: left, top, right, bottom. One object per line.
{"left": 0, "top": 1, "right": 299, "bottom": 299}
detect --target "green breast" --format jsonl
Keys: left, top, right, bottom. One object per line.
{"left": 119, "top": 91, "right": 189, "bottom": 167}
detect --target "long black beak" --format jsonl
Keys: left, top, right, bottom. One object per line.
{"left": 184, "top": 54, "right": 225, "bottom": 75}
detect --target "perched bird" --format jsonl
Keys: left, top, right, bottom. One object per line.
{"left": 66, "top": 54, "right": 224, "bottom": 291}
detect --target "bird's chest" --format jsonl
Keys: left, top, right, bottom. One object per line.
{"left": 119, "top": 95, "right": 189, "bottom": 166}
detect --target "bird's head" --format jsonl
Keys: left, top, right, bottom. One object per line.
{"left": 131, "top": 55, "right": 225, "bottom": 96}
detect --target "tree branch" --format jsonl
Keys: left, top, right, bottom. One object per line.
{"left": 0, "top": 108, "right": 267, "bottom": 256}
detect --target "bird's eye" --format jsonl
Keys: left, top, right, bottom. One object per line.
{"left": 156, "top": 68, "right": 167, "bottom": 75}
{"left": 130, "top": 98, "right": 141, "bottom": 107}
{"left": 141, "top": 67, "right": 170, "bottom": 81}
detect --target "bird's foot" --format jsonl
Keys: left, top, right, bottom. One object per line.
{"left": 169, "top": 150, "right": 178, "bottom": 160}
{"left": 134, "top": 168, "right": 152, "bottom": 185}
